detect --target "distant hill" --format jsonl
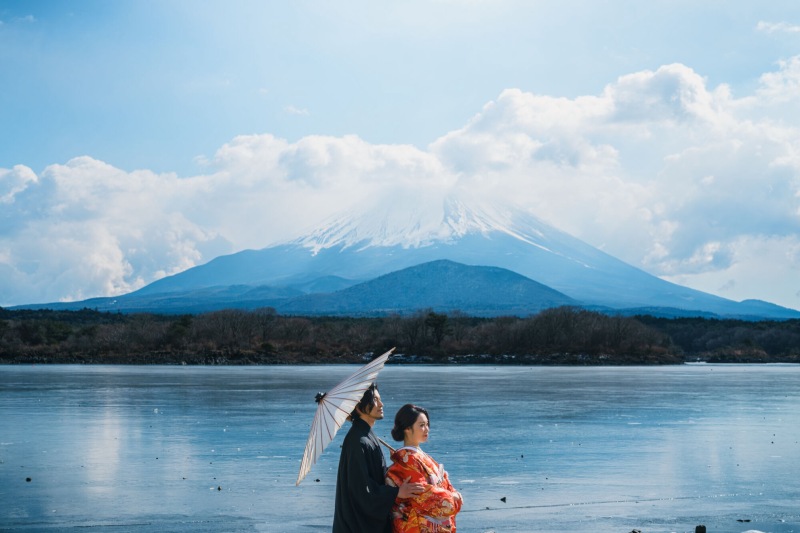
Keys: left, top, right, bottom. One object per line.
{"left": 277, "top": 260, "right": 578, "bottom": 316}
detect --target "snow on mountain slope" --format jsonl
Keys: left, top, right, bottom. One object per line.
{"left": 296, "top": 197, "right": 570, "bottom": 260}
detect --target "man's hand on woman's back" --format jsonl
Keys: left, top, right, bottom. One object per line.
{"left": 397, "top": 477, "right": 424, "bottom": 499}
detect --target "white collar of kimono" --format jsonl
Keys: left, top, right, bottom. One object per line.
{"left": 399, "top": 445, "right": 429, "bottom": 457}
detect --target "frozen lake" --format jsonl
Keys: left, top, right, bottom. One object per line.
{"left": 1, "top": 364, "right": 798, "bottom": 532}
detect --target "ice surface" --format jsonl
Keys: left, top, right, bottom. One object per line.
{"left": 1, "top": 364, "right": 798, "bottom": 532}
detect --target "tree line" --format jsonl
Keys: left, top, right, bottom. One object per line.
{"left": 1, "top": 306, "right": 798, "bottom": 365}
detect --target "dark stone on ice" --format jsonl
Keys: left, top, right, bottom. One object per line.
{"left": 695, "top": 526, "right": 706, "bottom": 533}
{"left": 26, "top": 477, "right": 31, "bottom": 482}
{"left": 500, "top": 497, "right": 506, "bottom": 503}
{"left": 315, "top": 478, "right": 320, "bottom": 482}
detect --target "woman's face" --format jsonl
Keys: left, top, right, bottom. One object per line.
{"left": 404, "top": 412, "right": 429, "bottom": 447}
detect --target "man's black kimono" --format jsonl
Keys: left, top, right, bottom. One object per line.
{"left": 332, "top": 417, "right": 398, "bottom": 532}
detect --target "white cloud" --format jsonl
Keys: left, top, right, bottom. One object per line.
{"left": 604, "top": 64, "right": 721, "bottom": 125}
{"left": 0, "top": 158, "right": 227, "bottom": 305}
{"left": 0, "top": 165, "right": 38, "bottom": 204}
{"left": 757, "top": 21, "right": 800, "bottom": 34}
{"left": 2, "top": 57, "right": 800, "bottom": 309}
{"left": 756, "top": 56, "right": 800, "bottom": 103}
{"left": 285, "top": 105, "right": 310, "bottom": 116}
{"left": 664, "top": 235, "right": 800, "bottom": 308}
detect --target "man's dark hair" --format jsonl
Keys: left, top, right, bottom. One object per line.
{"left": 391, "top": 404, "right": 429, "bottom": 441}
{"left": 350, "top": 383, "right": 379, "bottom": 421}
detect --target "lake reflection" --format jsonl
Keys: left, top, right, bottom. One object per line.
{"left": 1, "top": 364, "right": 799, "bottom": 533}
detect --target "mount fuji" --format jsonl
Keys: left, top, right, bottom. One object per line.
{"left": 16, "top": 198, "right": 800, "bottom": 319}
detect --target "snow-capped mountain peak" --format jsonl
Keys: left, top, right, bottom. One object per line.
{"left": 294, "top": 195, "right": 553, "bottom": 255}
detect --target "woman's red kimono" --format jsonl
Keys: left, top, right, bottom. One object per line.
{"left": 385, "top": 447, "right": 462, "bottom": 533}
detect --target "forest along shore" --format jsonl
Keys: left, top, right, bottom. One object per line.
{"left": 1, "top": 306, "right": 799, "bottom": 365}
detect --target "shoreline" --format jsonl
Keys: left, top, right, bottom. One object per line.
{"left": 2, "top": 353, "right": 798, "bottom": 365}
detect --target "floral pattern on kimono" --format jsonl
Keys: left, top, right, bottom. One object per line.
{"left": 385, "top": 447, "right": 462, "bottom": 533}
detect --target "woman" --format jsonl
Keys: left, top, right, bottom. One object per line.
{"left": 385, "top": 404, "right": 463, "bottom": 533}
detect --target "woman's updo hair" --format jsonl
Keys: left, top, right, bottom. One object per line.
{"left": 391, "top": 403, "right": 429, "bottom": 442}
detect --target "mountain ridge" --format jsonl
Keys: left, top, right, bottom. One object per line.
{"left": 11, "top": 257, "right": 799, "bottom": 319}
{"left": 11, "top": 199, "right": 800, "bottom": 319}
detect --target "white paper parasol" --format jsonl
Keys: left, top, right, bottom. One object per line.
{"left": 296, "top": 347, "right": 394, "bottom": 485}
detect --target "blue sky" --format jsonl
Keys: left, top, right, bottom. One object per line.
{"left": 2, "top": 1, "right": 800, "bottom": 310}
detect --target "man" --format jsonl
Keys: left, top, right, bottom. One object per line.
{"left": 332, "top": 383, "right": 423, "bottom": 532}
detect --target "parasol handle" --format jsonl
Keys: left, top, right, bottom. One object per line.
{"left": 377, "top": 437, "right": 395, "bottom": 453}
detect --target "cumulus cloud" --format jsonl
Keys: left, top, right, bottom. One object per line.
{"left": 429, "top": 61, "right": 800, "bottom": 306}
{"left": 755, "top": 56, "right": 800, "bottom": 104}
{"left": 0, "top": 158, "right": 228, "bottom": 305}
{"left": 0, "top": 165, "right": 38, "bottom": 205}
{"left": 2, "top": 58, "right": 800, "bottom": 308}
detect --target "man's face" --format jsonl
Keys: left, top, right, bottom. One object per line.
{"left": 360, "top": 390, "right": 384, "bottom": 423}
